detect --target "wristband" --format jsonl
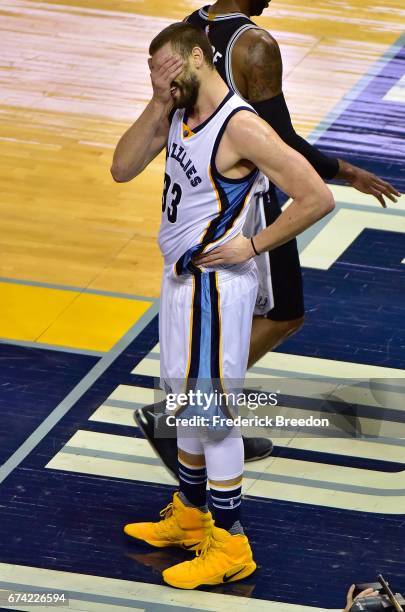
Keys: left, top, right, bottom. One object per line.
{"left": 251, "top": 236, "right": 260, "bottom": 256}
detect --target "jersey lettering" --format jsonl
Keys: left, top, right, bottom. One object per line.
{"left": 169, "top": 142, "right": 202, "bottom": 188}
{"left": 213, "top": 49, "right": 223, "bottom": 64}
{"left": 159, "top": 92, "right": 259, "bottom": 268}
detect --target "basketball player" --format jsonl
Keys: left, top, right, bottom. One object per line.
{"left": 134, "top": 0, "right": 400, "bottom": 475}
{"left": 112, "top": 22, "right": 335, "bottom": 588}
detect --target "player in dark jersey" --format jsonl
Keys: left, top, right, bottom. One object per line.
{"left": 133, "top": 0, "right": 399, "bottom": 476}
{"left": 186, "top": 0, "right": 399, "bottom": 314}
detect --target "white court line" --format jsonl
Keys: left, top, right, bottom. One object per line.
{"left": 49, "top": 431, "right": 405, "bottom": 491}
{"left": 46, "top": 432, "right": 405, "bottom": 513}
{"left": 88, "top": 400, "right": 405, "bottom": 461}
{"left": 298, "top": 208, "right": 405, "bottom": 270}
{"left": 89, "top": 405, "right": 137, "bottom": 427}
{"left": 135, "top": 347, "right": 405, "bottom": 379}
{"left": 281, "top": 186, "right": 405, "bottom": 267}
{"left": 108, "top": 385, "right": 156, "bottom": 405}
{"left": 383, "top": 73, "right": 405, "bottom": 103}
{"left": 132, "top": 357, "right": 405, "bottom": 414}
{"left": 3, "top": 597, "right": 142, "bottom": 612}
{"left": 328, "top": 184, "right": 405, "bottom": 209}
{"left": 252, "top": 352, "right": 405, "bottom": 380}
{"left": 0, "top": 563, "right": 329, "bottom": 612}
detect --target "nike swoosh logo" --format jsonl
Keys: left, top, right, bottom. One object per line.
{"left": 223, "top": 566, "right": 246, "bottom": 583}
{"left": 182, "top": 542, "right": 199, "bottom": 550}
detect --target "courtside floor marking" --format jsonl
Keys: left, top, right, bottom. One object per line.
{"left": 0, "top": 301, "right": 159, "bottom": 484}
{"left": 144, "top": 344, "right": 405, "bottom": 380}
{"left": 0, "top": 337, "right": 105, "bottom": 357}
{"left": 307, "top": 32, "right": 405, "bottom": 144}
{"left": 293, "top": 190, "right": 405, "bottom": 259}
{"left": 132, "top": 354, "right": 405, "bottom": 380}
{"left": 0, "top": 563, "right": 326, "bottom": 611}
{"left": 0, "top": 276, "right": 157, "bottom": 302}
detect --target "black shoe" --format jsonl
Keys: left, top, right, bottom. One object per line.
{"left": 243, "top": 435, "right": 273, "bottom": 462}
{"left": 135, "top": 406, "right": 273, "bottom": 478}
{"left": 134, "top": 404, "right": 178, "bottom": 480}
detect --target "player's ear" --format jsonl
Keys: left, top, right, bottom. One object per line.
{"left": 191, "top": 46, "right": 204, "bottom": 68}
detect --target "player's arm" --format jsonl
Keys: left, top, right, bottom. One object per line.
{"left": 111, "top": 99, "right": 171, "bottom": 182}
{"left": 194, "top": 112, "right": 334, "bottom": 267}
{"left": 233, "top": 29, "right": 400, "bottom": 206}
{"left": 230, "top": 112, "right": 336, "bottom": 254}
{"left": 111, "top": 55, "right": 183, "bottom": 182}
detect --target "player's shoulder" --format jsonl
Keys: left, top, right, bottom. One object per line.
{"left": 232, "top": 26, "right": 281, "bottom": 81}
{"left": 225, "top": 100, "right": 261, "bottom": 137}
{"left": 234, "top": 26, "right": 279, "bottom": 55}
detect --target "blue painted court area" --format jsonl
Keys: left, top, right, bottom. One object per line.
{"left": 0, "top": 35, "right": 404, "bottom": 612}
{"left": 317, "top": 39, "right": 405, "bottom": 192}
{"left": 0, "top": 462, "right": 404, "bottom": 609}
{"left": 0, "top": 313, "right": 404, "bottom": 609}
{"left": 282, "top": 38, "right": 405, "bottom": 368}
{"left": 0, "top": 344, "right": 98, "bottom": 466}
{"left": 284, "top": 228, "right": 405, "bottom": 368}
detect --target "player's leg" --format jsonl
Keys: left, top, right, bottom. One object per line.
{"left": 134, "top": 239, "right": 277, "bottom": 472}
{"left": 124, "top": 431, "right": 213, "bottom": 550}
{"left": 248, "top": 313, "right": 304, "bottom": 367}
{"left": 163, "top": 266, "right": 258, "bottom": 589}
{"left": 124, "top": 273, "right": 212, "bottom": 550}
{"left": 163, "top": 429, "right": 256, "bottom": 589}
{"left": 135, "top": 399, "right": 272, "bottom": 477}
{"left": 247, "top": 183, "right": 305, "bottom": 368}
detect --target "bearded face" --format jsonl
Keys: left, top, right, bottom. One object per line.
{"left": 170, "top": 64, "right": 201, "bottom": 112}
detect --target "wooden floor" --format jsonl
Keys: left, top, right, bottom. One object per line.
{"left": 1, "top": 0, "right": 403, "bottom": 304}
{"left": 0, "top": 3, "right": 404, "bottom": 609}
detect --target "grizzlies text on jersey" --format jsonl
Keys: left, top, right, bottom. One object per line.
{"left": 158, "top": 90, "right": 261, "bottom": 276}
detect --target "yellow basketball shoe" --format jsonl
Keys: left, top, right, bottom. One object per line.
{"left": 124, "top": 492, "right": 213, "bottom": 551}
{"left": 162, "top": 525, "right": 257, "bottom": 589}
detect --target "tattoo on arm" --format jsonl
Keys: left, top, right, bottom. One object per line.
{"left": 245, "top": 32, "right": 283, "bottom": 102}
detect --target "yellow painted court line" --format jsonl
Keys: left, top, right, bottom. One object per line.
{"left": 0, "top": 282, "right": 75, "bottom": 342}
{"left": 0, "top": 282, "right": 153, "bottom": 352}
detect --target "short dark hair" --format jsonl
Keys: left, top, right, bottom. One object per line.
{"left": 149, "top": 22, "right": 214, "bottom": 66}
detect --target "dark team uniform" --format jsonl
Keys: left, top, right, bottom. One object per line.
{"left": 186, "top": 6, "right": 304, "bottom": 321}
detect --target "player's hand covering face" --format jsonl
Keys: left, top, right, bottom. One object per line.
{"left": 148, "top": 52, "right": 184, "bottom": 106}
{"left": 149, "top": 48, "right": 200, "bottom": 112}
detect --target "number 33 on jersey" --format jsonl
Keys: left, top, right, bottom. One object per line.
{"left": 158, "top": 91, "right": 261, "bottom": 276}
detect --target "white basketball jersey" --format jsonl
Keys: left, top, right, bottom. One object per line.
{"left": 158, "top": 91, "right": 261, "bottom": 276}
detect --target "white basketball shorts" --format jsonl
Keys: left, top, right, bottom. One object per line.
{"left": 159, "top": 260, "right": 259, "bottom": 413}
